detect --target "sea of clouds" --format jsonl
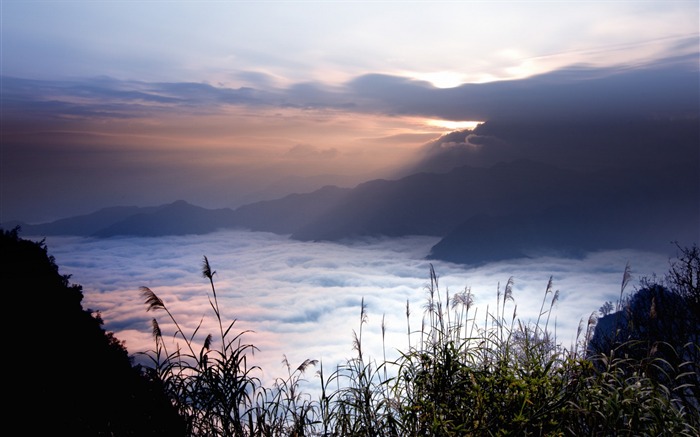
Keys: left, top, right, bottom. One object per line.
{"left": 38, "top": 229, "right": 672, "bottom": 389}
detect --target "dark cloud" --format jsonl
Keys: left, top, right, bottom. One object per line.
{"left": 399, "top": 116, "right": 700, "bottom": 177}
{"left": 344, "top": 52, "right": 699, "bottom": 122}
{"left": 1, "top": 76, "right": 274, "bottom": 122}
{"left": 152, "top": 80, "right": 269, "bottom": 107}
{"left": 396, "top": 130, "right": 509, "bottom": 175}
{"left": 3, "top": 51, "right": 697, "bottom": 122}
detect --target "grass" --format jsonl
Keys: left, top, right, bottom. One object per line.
{"left": 137, "top": 257, "right": 699, "bottom": 436}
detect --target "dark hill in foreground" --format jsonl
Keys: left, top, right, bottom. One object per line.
{"left": 0, "top": 227, "right": 186, "bottom": 435}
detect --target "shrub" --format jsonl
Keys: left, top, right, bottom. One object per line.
{"left": 586, "top": 244, "right": 700, "bottom": 432}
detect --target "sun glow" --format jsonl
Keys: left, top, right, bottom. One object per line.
{"left": 426, "top": 119, "right": 484, "bottom": 130}
{"left": 413, "top": 71, "right": 467, "bottom": 89}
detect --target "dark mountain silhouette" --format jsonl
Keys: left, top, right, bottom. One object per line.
{"left": 7, "top": 158, "right": 697, "bottom": 264}
{"left": 290, "top": 159, "right": 587, "bottom": 241}
{"left": 4, "top": 205, "right": 159, "bottom": 236}
{"left": 427, "top": 203, "right": 683, "bottom": 265}
{"left": 228, "top": 185, "right": 352, "bottom": 234}
{"left": 94, "top": 200, "right": 237, "bottom": 237}
{"left": 92, "top": 186, "right": 352, "bottom": 237}
{"left": 1, "top": 227, "right": 186, "bottom": 435}
{"left": 7, "top": 186, "right": 352, "bottom": 239}
{"left": 231, "top": 174, "right": 359, "bottom": 208}
{"left": 290, "top": 159, "right": 697, "bottom": 248}
{"left": 428, "top": 159, "right": 699, "bottom": 264}
{"left": 427, "top": 208, "right": 589, "bottom": 265}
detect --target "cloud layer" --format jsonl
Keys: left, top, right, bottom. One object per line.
{"left": 37, "top": 230, "right": 672, "bottom": 389}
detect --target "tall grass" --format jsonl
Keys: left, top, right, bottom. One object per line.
{"left": 137, "top": 257, "right": 699, "bottom": 436}
{"left": 389, "top": 266, "right": 574, "bottom": 436}
{"left": 138, "top": 256, "right": 261, "bottom": 436}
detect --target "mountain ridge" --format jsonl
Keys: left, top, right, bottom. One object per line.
{"left": 4, "top": 159, "right": 697, "bottom": 265}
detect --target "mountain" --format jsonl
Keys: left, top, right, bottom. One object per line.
{"left": 5, "top": 159, "right": 697, "bottom": 265}
{"left": 94, "top": 200, "right": 237, "bottom": 237}
{"left": 93, "top": 186, "right": 352, "bottom": 237}
{"left": 3, "top": 201, "right": 236, "bottom": 238}
{"left": 4, "top": 205, "right": 159, "bottom": 236}
{"left": 290, "top": 159, "right": 607, "bottom": 241}
{"left": 6, "top": 186, "right": 352, "bottom": 239}
{"left": 426, "top": 205, "right": 673, "bottom": 266}
{"left": 230, "top": 175, "right": 359, "bottom": 208}
{"left": 424, "top": 163, "right": 699, "bottom": 265}
{"left": 228, "top": 185, "right": 352, "bottom": 234}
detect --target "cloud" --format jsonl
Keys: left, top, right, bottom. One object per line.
{"left": 284, "top": 144, "right": 339, "bottom": 160}
{"left": 343, "top": 52, "right": 700, "bottom": 122}
{"left": 393, "top": 131, "right": 499, "bottom": 175}
{"left": 35, "top": 230, "right": 673, "bottom": 389}
{"left": 6, "top": 1, "right": 697, "bottom": 87}
{"left": 2, "top": 52, "right": 697, "bottom": 223}
{"left": 231, "top": 70, "right": 284, "bottom": 89}
{"left": 5, "top": 50, "right": 697, "bottom": 123}
{"left": 1, "top": 76, "right": 275, "bottom": 122}
{"left": 396, "top": 109, "right": 699, "bottom": 180}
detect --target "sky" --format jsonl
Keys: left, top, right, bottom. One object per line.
{"left": 2, "top": 0, "right": 699, "bottom": 223}
{"left": 3, "top": 1, "right": 698, "bottom": 402}
{"left": 39, "top": 229, "right": 674, "bottom": 391}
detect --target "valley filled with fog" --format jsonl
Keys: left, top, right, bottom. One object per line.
{"left": 37, "top": 229, "right": 673, "bottom": 388}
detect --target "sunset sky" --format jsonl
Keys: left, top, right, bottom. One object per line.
{"left": 2, "top": 1, "right": 699, "bottom": 223}
{"left": 3, "top": 1, "right": 699, "bottom": 397}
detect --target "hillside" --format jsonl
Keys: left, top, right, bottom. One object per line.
{"left": 0, "top": 227, "right": 185, "bottom": 435}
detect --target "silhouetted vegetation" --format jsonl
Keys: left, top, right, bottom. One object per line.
{"left": 3, "top": 226, "right": 698, "bottom": 436}
{"left": 138, "top": 249, "right": 699, "bottom": 436}
{"left": 1, "top": 227, "right": 186, "bottom": 436}
{"left": 587, "top": 243, "right": 700, "bottom": 428}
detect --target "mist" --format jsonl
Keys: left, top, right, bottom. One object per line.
{"left": 36, "top": 229, "right": 673, "bottom": 388}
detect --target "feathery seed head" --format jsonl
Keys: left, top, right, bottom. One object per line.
{"left": 140, "top": 286, "right": 165, "bottom": 312}
{"left": 298, "top": 358, "right": 319, "bottom": 373}
{"left": 151, "top": 318, "right": 162, "bottom": 339}
{"left": 504, "top": 277, "right": 515, "bottom": 303}
{"left": 203, "top": 333, "right": 213, "bottom": 351}
{"left": 202, "top": 255, "right": 216, "bottom": 280}
{"left": 551, "top": 289, "right": 560, "bottom": 306}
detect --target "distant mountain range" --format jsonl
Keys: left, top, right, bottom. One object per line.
{"left": 4, "top": 159, "right": 698, "bottom": 265}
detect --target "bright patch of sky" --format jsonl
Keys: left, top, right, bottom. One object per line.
{"left": 3, "top": 1, "right": 697, "bottom": 87}
{"left": 426, "top": 119, "right": 483, "bottom": 130}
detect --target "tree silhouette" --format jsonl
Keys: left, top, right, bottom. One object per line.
{"left": 588, "top": 243, "right": 700, "bottom": 416}
{"left": 1, "top": 227, "right": 185, "bottom": 436}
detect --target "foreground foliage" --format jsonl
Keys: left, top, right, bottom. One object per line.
{"left": 1, "top": 227, "right": 186, "bottom": 436}
{"left": 5, "top": 226, "right": 695, "bottom": 435}
{"left": 138, "top": 246, "right": 699, "bottom": 436}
